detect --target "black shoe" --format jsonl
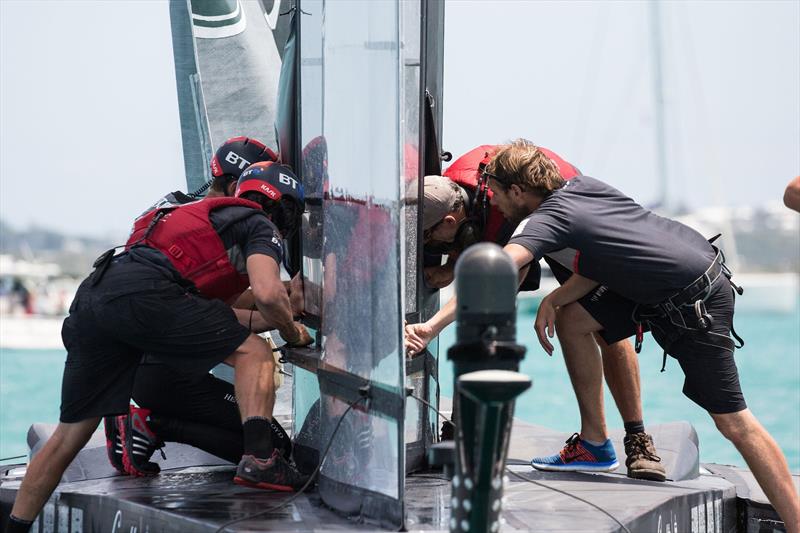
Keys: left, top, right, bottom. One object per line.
{"left": 440, "top": 420, "right": 455, "bottom": 441}
{"left": 234, "top": 450, "right": 310, "bottom": 492}
{"left": 121, "top": 406, "right": 165, "bottom": 477}
{"left": 103, "top": 415, "right": 126, "bottom": 474}
{"left": 269, "top": 418, "right": 293, "bottom": 460}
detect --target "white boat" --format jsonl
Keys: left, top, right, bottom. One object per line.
{"left": 0, "top": 315, "right": 65, "bottom": 350}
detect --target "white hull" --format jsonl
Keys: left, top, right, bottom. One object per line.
{"left": 0, "top": 315, "right": 65, "bottom": 350}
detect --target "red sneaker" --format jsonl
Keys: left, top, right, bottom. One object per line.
{"left": 120, "top": 406, "right": 165, "bottom": 477}
{"left": 103, "top": 415, "right": 126, "bottom": 474}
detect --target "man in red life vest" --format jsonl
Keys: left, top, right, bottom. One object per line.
{"left": 101, "top": 137, "right": 301, "bottom": 479}
{"left": 405, "top": 144, "right": 666, "bottom": 482}
{"left": 6, "top": 162, "right": 313, "bottom": 532}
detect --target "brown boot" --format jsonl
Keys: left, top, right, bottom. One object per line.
{"left": 624, "top": 432, "right": 666, "bottom": 482}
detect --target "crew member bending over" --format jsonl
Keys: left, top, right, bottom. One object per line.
{"left": 6, "top": 162, "right": 312, "bottom": 533}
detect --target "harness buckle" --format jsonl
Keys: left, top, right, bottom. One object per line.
{"left": 694, "top": 300, "right": 714, "bottom": 331}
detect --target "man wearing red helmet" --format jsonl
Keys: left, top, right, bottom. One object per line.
{"left": 101, "top": 137, "right": 304, "bottom": 479}
{"left": 6, "top": 161, "right": 313, "bottom": 531}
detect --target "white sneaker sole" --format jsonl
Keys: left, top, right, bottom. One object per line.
{"left": 530, "top": 460, "right": 620, "bottom": 473}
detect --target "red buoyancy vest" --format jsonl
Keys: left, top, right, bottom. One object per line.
{"left": 127, "top": 197, "right": 264, "bottom": 302}
{"left": 443, "top": 144, "right": 580, "bottom": 242}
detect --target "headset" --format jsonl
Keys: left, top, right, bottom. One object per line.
{"left": 424, "top": 155, "right": 492, "bottom": 256}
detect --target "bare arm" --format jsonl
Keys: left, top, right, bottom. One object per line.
{"left": 784, "top": 176, "right": 800, "bottom": 213}
{"left": 405, "top": 244, "right": 534, "bottom": 356}
{"left": 547, "top": 272, "right": 599, "bottom": 307}
{"left": 535, "top": 273, "right": 599, "bottom": 355}
{"left": 232, "top": 307, "right": 272, "bottom": 333}
{"left": 231, "top": 288, "right": 255, "bottom": 310}
{"left": 247, "top": 254, "right": 311, "bottom": 346}
{"left": 405, "top": 296, "right": 457, "bottom": 356}
{"left": 503, "top": 243, "right": 536, "bottom": 283}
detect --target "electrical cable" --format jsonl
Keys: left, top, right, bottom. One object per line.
{"left": 407, "top": 391, "right": 454, "bottom": 428}
{"left": 409, "top": 391, "right": 628, "bottom": 531}
{"left": 214, "top": 396, "right": 366, "bottom": 533}
{"left": 505, "top": 467, "right": 632, "bottom": 533}
{"left": 0, "top": 455, "right": 26, "bottom": 463}
{"left": 187, "top": 181, "right": 211, "bottom": 199}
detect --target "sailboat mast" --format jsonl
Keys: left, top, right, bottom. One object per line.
{"left": 649, "top": 0, "right": 669, "bottom": 210}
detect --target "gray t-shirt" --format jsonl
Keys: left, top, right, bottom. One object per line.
{"left": 508, "top": 176, "right": 716, "bottom": 304}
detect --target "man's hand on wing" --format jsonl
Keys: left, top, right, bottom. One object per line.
{"left": 285, "top": 321, "right": 313, "bottom": 347}
{"left": 405, "top": 322, "right": 434, "bottom": 357}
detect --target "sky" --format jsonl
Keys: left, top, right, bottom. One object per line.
{"left": 1, "top": 0, "right": 798, "bottom": 241}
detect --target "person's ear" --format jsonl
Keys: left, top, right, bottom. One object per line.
{"left": 510, "top": 184, "right": 523, "bottom": 198}
{"left": 226, "top": 181, "right": 237, "bottom": 196}
{"left": 443, "top": 214, "right": 458, "bottom": 227}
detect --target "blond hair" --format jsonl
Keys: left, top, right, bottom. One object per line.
{"left": 485, "top": 139, "right": 565, "bottom": 196}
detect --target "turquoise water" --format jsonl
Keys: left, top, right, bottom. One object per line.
{"left": 1, "top": 306, "right": 798, "bottom": 471}
{"left": 440, "top": 305, "right": 800, "bottom": 471}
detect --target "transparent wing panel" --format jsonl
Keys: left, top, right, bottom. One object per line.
{"left": 298, "top": 0, "right": 406, "bottom": 521}
{"left": 319, "top": 0, "right": 401, "bottom": 384}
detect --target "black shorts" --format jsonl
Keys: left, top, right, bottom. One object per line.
{"left": 132, "top": 359, "right": 241, "bottom": 432}
{"left": 545, "top": 257, "right": 638, "bottom": 344}
{"left": 132, "top": 360, "right": 293, "bottom": 463}
{"left": 59, "top": 257, "right": 250, "bottom": 423}
{"left": 645, "top": 273, "right": 746, "bottom": 414}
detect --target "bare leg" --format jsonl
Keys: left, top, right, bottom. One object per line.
{"left": 597, "top": 336, "right": 643, "bottom": 424}
{"left": 225, "top": 334, "right": 307, "bottom": 490}
{"left": 225, "top": 333, "right": 276, "bottom": 421}
{"left": 10, "top": 418, "right": 101, "bottom": 521}
{"left": 712, "top": 409, "right": 800, "bottom": 533}
{"left": 555, "top": 302, "right": 606, "bottom": 443}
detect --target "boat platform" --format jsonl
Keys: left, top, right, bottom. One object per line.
{"left": 1, "top": 417, "right": 793, "bottom": 532}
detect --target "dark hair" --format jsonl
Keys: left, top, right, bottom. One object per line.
{"left": 240, "top": 191, "right": 280, "bottom": 215}
{"left": 210, "top": 174, "right": 236, "bottom": 194}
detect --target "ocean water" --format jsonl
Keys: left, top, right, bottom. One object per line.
{"left": 1, "top": 306, "right": 798, "bottom": 471}
{"left": 439, "top": 304, "right": 800, "bottom": 471}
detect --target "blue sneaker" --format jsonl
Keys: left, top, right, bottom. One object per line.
{"left": 531, "top": 433, "right": 619, "bottom": 472}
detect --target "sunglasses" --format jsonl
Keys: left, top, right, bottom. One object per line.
{"left": 479, "top": 163, "right": 513, "bottom": 189}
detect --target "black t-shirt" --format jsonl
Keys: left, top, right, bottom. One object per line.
{"left": 127, "top": 204, "right": 283, "bottom": 288}
{"left": 508, "top": 176, "right": 716, "bottom": 304}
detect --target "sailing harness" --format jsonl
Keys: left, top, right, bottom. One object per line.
{"left": 632, "top": 236, "right": 745, "bottom": 373}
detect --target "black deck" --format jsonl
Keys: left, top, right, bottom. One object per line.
{"left": 3, "top": 416, "right": 794, "bottom": 532}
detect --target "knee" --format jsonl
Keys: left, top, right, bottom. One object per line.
{"left": 554, "top": 303, "right": 590, "bottom": 337}
{"left": 230, "top": 335, "right": 274, "bottom": 367}
{"left": 600, "top": 339, "right": 635, "bottom": 361}
{"left": 712, "top": 411, "right": 753, "bottom": 444}
{"left": 554, "top": 305, "right": 576, "bottom": 336}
